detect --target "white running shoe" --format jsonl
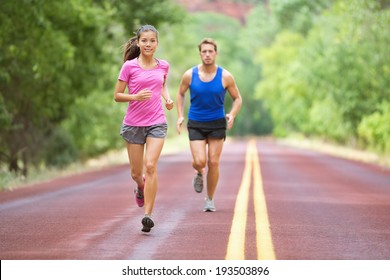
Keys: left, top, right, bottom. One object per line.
{"left": 203, "top": 197, "right": 216, "bottom": 212}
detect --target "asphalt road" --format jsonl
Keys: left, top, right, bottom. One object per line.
{"left": 1, "top": 138, "right": 389, "bottom": 260}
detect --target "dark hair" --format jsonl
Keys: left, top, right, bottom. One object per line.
{"left": 123, "top": 25, "right": 159, "bottom": 62}
{"left": 198, "top": 38, "right": 218, "bottom": 52}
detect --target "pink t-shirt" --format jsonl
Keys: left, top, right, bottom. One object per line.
{"left": 118, "top": 58, "right": 169, "bottom": 126}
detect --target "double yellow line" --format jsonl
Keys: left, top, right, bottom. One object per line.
{"left": 225, "top": 139, "right": 276, "bottom": 260}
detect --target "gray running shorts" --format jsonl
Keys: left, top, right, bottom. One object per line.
{"left": 120, "top": 123, "right": 168, "bottom": 144}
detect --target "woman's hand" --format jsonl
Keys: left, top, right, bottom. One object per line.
{"left": 135, "top": 88, "right": 152, "bottom": 101}
{"left": 165, "top": 99, "right": 174, "bottom": 110}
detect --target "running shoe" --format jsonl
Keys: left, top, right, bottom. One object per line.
{"left": 203, "top": 197, "right": 216, "bottom": 212}
{"left": 141, "top": 215, "right": 154, "bottom": 233}
{"left": 134, "top": 175, "right": 145, "bottom": 207}
{"left": 193, "top": 172, "right": 204, "bottom": 193}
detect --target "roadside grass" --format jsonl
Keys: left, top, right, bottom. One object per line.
{"left": 278, "top": 135, "right": 390, "bottom": 168}
{"left": 0, "top": 135, "right": 189, "bottom": 191}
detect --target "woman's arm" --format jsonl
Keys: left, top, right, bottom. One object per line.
{"left": 114, "top": 80, "right": 152, "bottom": 102}
{"left": 161, "top": 79, "right": 174, "bottom": 110}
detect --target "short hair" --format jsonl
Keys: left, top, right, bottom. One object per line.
{"left": 198, "top": 38, "right": 217, "bottom": 52}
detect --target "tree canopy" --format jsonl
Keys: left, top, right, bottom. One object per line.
{"left": 1, "top": 0, "right": 388, "bottom": 185}
{"left": 0, "top": 0, "right": 184, "bottom": 176}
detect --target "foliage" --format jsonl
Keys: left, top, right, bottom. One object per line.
{"left": 254, "top": 0, "right": 390, "bottom": 152}
{"left": 1, "top": 0, "right": 389, "bottom": 181}
{"left": 43, "top": 127, "right": 78, "bottom": 167}
{"left": 270, "top": 0, "right": 332, "bottom": 35}
{"left": 0, "top": 0, "right": 111, "bottom": 173}
{"left": 61, "top": 89, "right": 125, "bottom": 159}
{"left": 255, "top": 31, "right": 307, "bottom": 137}
{"left": 113, "top": 0, "right": 185, "bottom": 35}
{"left": 0, "top": 0, "right": 184, "bottom": 175}
{"left": 239, "top": 4, "right": 279, "bottom": 49}
{"left": 358, "top": 102, "right": 390, "bottom": 153}
{"left": 300, "top": 0, "right": 390, "bottom": 140}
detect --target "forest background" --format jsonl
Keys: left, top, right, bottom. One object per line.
{"left": 1, "top": 0, "right": 389, "bottom": 188}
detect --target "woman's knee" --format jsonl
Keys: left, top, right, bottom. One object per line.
{"left": 131, "top": 172, "right": 143, "bottom": 182}
{"left": 144, "top": 161, "right": 157, "bottom": 175}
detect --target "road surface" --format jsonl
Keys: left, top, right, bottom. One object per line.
{"left": 1, "top": 138, "right": 389, "bottom": 260}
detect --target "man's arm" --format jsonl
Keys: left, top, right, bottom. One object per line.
{"left": 223, "top": 70, "right": 242, "bottom": 130}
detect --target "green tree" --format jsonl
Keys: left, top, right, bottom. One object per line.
{"left": 358, "top": 102, "right": 390, "bottom": 153}
{"left": 0, "top": 0, "right": 112, "bottom": 174}
{"left": 270, "top": 0, "right": 332, "bottom": 35}
{"left": 237, "top": 3, "right": 279, "bottom": 135}
{"left": 113, "top": 0, "right": 184, "bottom": 35}
{"left": 254, "top": 0, "right": 389, "bottom": 154}
{"left": 300, "top": 0, "right": 390, "bottom": 143}
{"left": 0, "top": 0, "right": 185, "bottom": 175}
{"left": 255, "top": 31, "right": 307, "bottom": 136}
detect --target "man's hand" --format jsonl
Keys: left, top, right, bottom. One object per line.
{"left": 226, "top": 113, "right": 235, "bottom": 130}
{"left": 176, "top": 116, "right": 184, "bottom": 134}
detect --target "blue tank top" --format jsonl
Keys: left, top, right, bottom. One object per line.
{"left": 188, "top": 66, "right": 226, "bottom": 122}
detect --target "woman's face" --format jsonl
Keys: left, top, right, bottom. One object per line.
{"left": 137, "top": 31, "right": 158, "bottom": 56}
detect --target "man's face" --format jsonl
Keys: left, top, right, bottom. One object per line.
{"left": 200, "top": 43, "right": 217, "bottom": 65}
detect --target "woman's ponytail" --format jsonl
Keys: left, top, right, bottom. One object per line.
{"left": 123, "top": 36, "right": 140, "bottom": 62}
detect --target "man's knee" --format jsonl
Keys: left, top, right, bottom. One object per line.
{"left": 192, "top": 158, "right": 206, "bottom": 170}
{"left": 207, "top": 158, "right": 219, "bottom": 169}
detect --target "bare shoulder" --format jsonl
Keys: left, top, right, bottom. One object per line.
{"left": 183, "top": 68, "right": 193, "bottom": 77}
{"left": 221, "top": 68, "right": 236, "bottom": 86}
{"left": 181, "top": 68, "right": 193, "bottom": 84}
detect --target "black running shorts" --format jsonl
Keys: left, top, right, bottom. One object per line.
{"left": 187, "top": 118, "right": 227, "bottom": 141}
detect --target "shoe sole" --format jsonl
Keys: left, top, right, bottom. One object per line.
{"left": 141, "top": 216, "right": 154, "bottom": 232}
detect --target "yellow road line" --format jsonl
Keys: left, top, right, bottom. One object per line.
{"left": 225, "top": 139, "right": 276, "bottom": 260}
{"left": 252, "top": 142, "right": 276, "bottom": 260}
{"left": 225, "top": 140, "right": 253, "bottom": 260}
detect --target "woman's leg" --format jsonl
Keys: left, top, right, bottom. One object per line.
{"left": 126, "top": 143, "right": 145, "bottom": 188}
{"left": 143, "top": 137, "right": 165, "bottom": 216}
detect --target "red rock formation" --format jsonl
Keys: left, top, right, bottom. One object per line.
{"left": 176, "top": 0, "right": 254, "bottom": 24}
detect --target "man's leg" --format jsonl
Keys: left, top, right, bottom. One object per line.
{"left": 189, "top": 140, "right": 207, "bottom": 193}
{"left": 205, "top": 138, "right": 224, "bottom": 199}
{"left": 189, "top": 140, "right": 207, "bottom": 174}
